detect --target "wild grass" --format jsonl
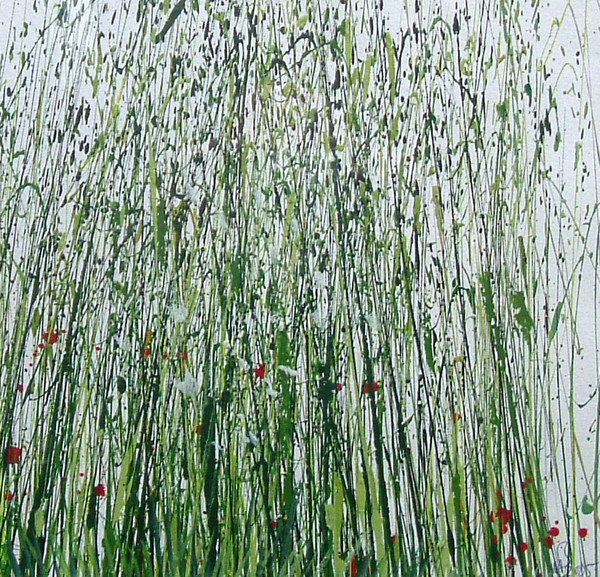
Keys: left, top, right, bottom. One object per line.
{"left": 0, "top": 0, "right": 598, "bottom": 575}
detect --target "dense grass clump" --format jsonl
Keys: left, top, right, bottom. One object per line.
{"left": 0, "top": 1, "right": 598, "bottom": 575}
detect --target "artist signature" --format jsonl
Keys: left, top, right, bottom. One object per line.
{"left": 553, "top": 541, "right": 597, "bottom": 577}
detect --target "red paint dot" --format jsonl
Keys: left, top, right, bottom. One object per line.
{"left": 6, "top": 446, "right": 22, "bottom": 465}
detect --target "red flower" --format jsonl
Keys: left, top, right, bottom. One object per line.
{"left": 6, "top": 446, "right": 22, "bottom": 464}
{"left": 43, "top": 330, "right": 59, "bottom": 344}
{"left": 548, "top": 526, "right": 559, "bottom": 537}
{"left": 544, "top": 536, "right": 554, "bottom": 549}
{"left": 351, "top": 555, "right": 358, "bottom": 577}
{"left": 254, "top": 363, "right": 266, "bottom": 379}
{"left": 498, "top": 507, "right": 512, "bottom": 525}
{"left": 505, "top": 555, "right": 517, "bottom": 567}
{"left": 579, "top": 528, "right": 588, "bottom": 539}
{"left": 363, "top": 381, "right": 379, "bottom": 394}
{"left": 94, "top": 484, "right": 107, "bottom": 497}
{"left": 144, "top": 347, "right": 151, "bottom": 358}
{"left": 337, "top": 383, "right": 343, "bottom": 392}
{"left": 519, "top": 542, "right": 529, "bottom": 552}
{"left": 17, "top": 385, "right": 24, "bottom": 393}
{"left": 4, "top": 492, "right": 13, "bottom": 501}
{"left": 270, "top": 520, "right": 278, "bottom": 528}
{"left": 502, "top": 523, "right": 509, "bottom": 534}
